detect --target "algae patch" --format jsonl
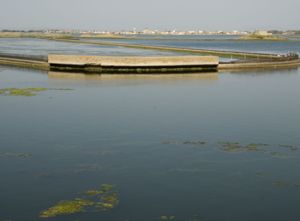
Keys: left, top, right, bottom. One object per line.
{"left": 0, "top": 152, "right": 32, "bottom": 158}
{"left": 255, "top": 172, "right": 269, "bottom": 177}
{"left": 218, "top": 142, "right": 269, "bottom": 153}
{"left": 0, "top": 87, "right": 73, "bottom": 97}
{"left": 279, "top": 144, "right": 298, "bottom": 151}
{"left": 40, "top": 184, "right": 119, "bottom": 218}
{"left": 272, "top": 181, "right": 300, "bottom": 188}
{"left": 40, "top": 199, "right": 94, "bottom": 218}
{"left": 160, "top": 215, "right": 176, "bottom": 220}
{"left": 161, "top": 140, "right": 207, "bottom": 147}
{"left": 0, "top": 88, "right": 47, "bottom": 96}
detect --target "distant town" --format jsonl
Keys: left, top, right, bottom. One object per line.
{"left": 1, "top": 28, "right": 300, "bottom": 36}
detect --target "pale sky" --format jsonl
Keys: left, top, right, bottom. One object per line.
{"left": 0, "top": 0, "right": 299, "bottom": 31}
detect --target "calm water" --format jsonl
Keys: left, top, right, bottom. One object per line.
{"left": 90, "top": 37, "right": 300, "bottom": 55}
{"left": 0, "top": 38, "right": 181, "bottom": 57}
{"left": 2, "top": 38, "right": 300, "bottom": 60}
{"left": 1, "top": 66, "right": 300, "bottom": 221}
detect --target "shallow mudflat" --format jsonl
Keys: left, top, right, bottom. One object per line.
{"left": 0, "top": 67, "right": 300, "bottom": 221}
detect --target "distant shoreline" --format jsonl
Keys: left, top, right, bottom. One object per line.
{"left": 1, "top": 34, "right": 299, "bottom": 73}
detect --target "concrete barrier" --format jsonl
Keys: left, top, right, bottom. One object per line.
{"left": 1, "top": 53, "right": 299, "bottom": 74}
{"left": 48, "top": 55, "right": 219, "bottom": 73}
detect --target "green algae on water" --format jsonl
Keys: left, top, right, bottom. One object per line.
{"left": 279, "top": 144, "right": 298, "bottom": 151}
{"left": 272, "top": 181, "right": 300, "bottom": 188}
{"left": 218, "top": 142, "right": 243, "bottom": 152}
{"left": 0, "top": 88, "right": 47, "bottom": 96}
{"left": 40, "top": 198, "right": 94, "bottom": 218}
{"left": 245, "top": 143, "right": 269, "bottom": 151}
{"left": 255, "top": 172, "right": 269, "bottom": 177}
{"left": 97, "top": 192, "right": 119, "bottom": 211}
{"left": 219, "top": 142, "right": 269, "bottom": 153}
{"left": 40, "top": 184, "right": 119, "bottom": 218}
{"left": 160, "top": 215, "right": 176, "bottom": 220}
{"left": 161, "top": 140, "right": 207, "bottom": 146}
{"left": 270, "top": 152, "right": 292, "bottom": 159}
{"left": 0, "top": 152, "right": 32, "bottom": 158}
{"left": 91, "top": 184, "right": 119, "bottom": 211}
{"left": 0, "top": 87, "right": 74, "bottom": 97}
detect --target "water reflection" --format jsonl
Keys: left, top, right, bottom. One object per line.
{"left": 48, "top": 71, "right": 218, "bottom": 81}
{"left": 223, "top": 67, "right": 299, "bottom": 75}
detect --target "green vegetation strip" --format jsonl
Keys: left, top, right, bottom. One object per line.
{"left": 0, "top": 88, "right": 73, "bottom": 97}
{"left": 161, "top": 140, "right": 299, "bottom": 157}
{"left": 40, "top": 184, "right": 119, "bottom": 218}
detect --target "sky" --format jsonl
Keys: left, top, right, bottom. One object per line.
{"left": 0, "top": 0, "right": 299, "bottom": 31}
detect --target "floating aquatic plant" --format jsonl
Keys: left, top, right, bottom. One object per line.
{"left": 160, "top": 215, "right": 176, "bottom": 220}
{"left": 98, "top": 192, "right": 119, "bottom": 211}
{"left": 40, "top": 198, "right": 94, "bottom": 218}
{"left": 161, "top": 140, "right": 206, "bottom": 146}
{"left": 85, "top": 190, "right": 105, "bottom": 196}
{"left": 182, "top": 141, "right": 206, "bottom": 145}
{"left": 245, "top": 143, "right": 269, "bottom": 151}
{"left": 219, "top": 142, "right": 269, "bottom": 153}
{"left": 40, "top": 184, "right": 119, "bottom": 218}
{"left": 255, "top": 172, "right": 268, "bottom": 177}
{"left": 0, "top": 87, "right": 73, "bottom": 97}
{"left": 218, "top": 142, "right": 243, "bottom": 152}
{"left": 0, "top": 88, "right": 47, "bottom": 96}
{"left": 279, "top": 144, "right": 298, "bottom": 151}
{"left": 190, "top": 214, "right": 204, "bottom": 221}
{"left": 0, "top": 152, "right": 32, "bottom": 158}
{"left": 272, "top": 181, "right": 300, "bottom": 188}
{"left": 270, "top": 152, "right": 291, "bottom": 159}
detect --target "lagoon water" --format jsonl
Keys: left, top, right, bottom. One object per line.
{"left": 2, "top": 37, "right": 300, "bottom": 59}
{"left": 92, "top": 36, "right": 300, "bottom": 55}
{"left": 0, "top": 38, "right": 181, "bottom": 57}
{"left": 1, "top": 65, "right": 300, "bottom": 221}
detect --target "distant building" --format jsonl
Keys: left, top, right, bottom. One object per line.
{"left": 142, "top": 28, "right": 156, "bottom": 35}
{"left": 253, "top": 30, "right": 272, "bottom": 36}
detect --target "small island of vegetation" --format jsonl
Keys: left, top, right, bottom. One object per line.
{"left": 240, "top": 30, "right": 288, "bottom": 41}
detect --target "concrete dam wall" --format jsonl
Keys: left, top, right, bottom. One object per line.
{"left": 48, "top": 55, "right": 219, "bottom": 73}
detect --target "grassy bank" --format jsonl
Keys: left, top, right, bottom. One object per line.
{"left": 240, "top": 34, "right": 288, "bottom": 41}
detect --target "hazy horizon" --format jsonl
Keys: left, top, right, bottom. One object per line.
{"left": 0, "top": 0, "right": 299, "bottom": 31}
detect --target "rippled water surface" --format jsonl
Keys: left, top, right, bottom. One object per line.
{"left": 1, "top": 66, "right": 300, "bottom": 221}
{"left": 90, "top": 36, "right": 300, "bottom": 55}
{"left": 0, "top": 38, "right": 181, "bottom": 56}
